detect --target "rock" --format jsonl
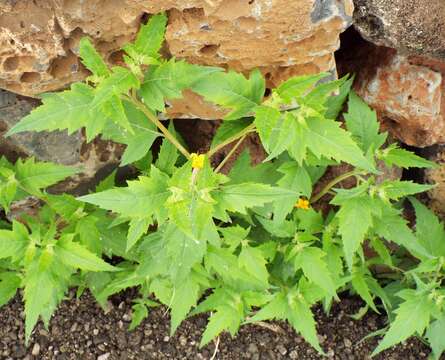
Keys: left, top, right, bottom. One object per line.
{"left": 97, "top": 353, "right": 110, "bottom": 360}
{"left": 424, "top": 146, "right": 445, "bottom": 218}
{"left": 0, "top": 88, "right": 124, "bottom": 195}
{"left": 0, "top": 1, "right": 353, "bottom": 117}
{"left": 337, "top": 35, "right": 445, "bottom": 148}
{"left": 31, "top": 343, "right": 41, "bottom": 356}
{"left": 353, "top": 0, "right": 445, "bottom": 60}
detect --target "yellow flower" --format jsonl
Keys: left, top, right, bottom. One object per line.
{"left": 295, "top": 198, "right": 310, "bottom": 210}
{"left": 190, "top": 153, "right": 205, "bottom": 169}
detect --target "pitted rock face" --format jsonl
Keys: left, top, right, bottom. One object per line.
{"left": 353, "top": 0, "right": 445, "bottom": 60}
{"left": 0, "top": 0, "right": 353, "bottom": 102}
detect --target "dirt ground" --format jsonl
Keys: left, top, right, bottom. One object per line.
{"left": 0, "top": 290, "right": 436, "bottom": 360}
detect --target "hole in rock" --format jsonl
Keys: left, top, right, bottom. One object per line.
{"left": 199, "top": 44, "right": 220, "bottom": 56}
{"left": 3, "top": 56, "right": 19, "bottom": 71}
{"left": 20, "top": 72, "right": 40, "bottom": 83}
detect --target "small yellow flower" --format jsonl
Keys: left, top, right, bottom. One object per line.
{"left": 190, "top": 153, "right": 205, "bottom": 169}
{"left": 295, "top": 198, "right": 310, "bottom": 210}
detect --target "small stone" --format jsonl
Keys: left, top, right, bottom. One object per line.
{"left": 248, "top": 343, "right": 259, "bottom": 354}
{"left": 163, "top": 336, "right": 170, "bottom": 342}
{"left": 97, "top": 353, "right": 110, "bottom": 360}
{"left": 276, "top": 344, "right": 287, "bottom": 355}
{"left": 179, "top": 336, "right": 187, "bottom": 346}
{"left": 289, "top": 349, "right": 299, "bottom": 359}
{"left": 93, "top": 329, "right": 99, "bottom": 336}
{"left": 31, "top": 343, "right": 41, "bottom": 356}
{"left": 344, "top": 338, "right": 352, "bottom": 348}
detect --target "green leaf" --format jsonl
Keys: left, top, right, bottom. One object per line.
{"left": 305, "top": 115, "right": 376, "bottom": 172}
{"left": 325, "top": 75, "right": 353, "bottom": 119}
{"left": 335, "top": 196, "right": 373, "bottom": 269}
{"left": 287, "top": 292, "right": 325, "bottom": 355}
{"left": 129, "top": 302, "right": 149, "bottom": 331}
{"left": 378, "top": 180, "right": 434, "bottom": 201}
{"left": 247, "top": 292, "right": 287, "bottom": 323}
{"left": 211, "top": 118, "right": 253, "bottom": 149}
{"left": 0, "top": 272, "right": 21, "bottom": 307}
{"left": 79, "top": 37, "right": 110, "bottom": 78}
{"left": 239, "top": 245, "right": 269, "bottom": 287}
{"left": 275, "top": 73, "right": 328, "bottom": 104}
{"left": 351, "top": 268, "right": 379, "bottom": 313}
{"left": 102, "top": 101, "right": 161, "bottom": 165}
{"left": 76, "top": 215, "right": 102, "bottom": 254}
{"left": 140, "top": 60, "right": 221, "bottom": 112}
{"left": 294, "top": 247, "right": 337, "bottom": 297}
{"left": 344, "top": 91, "right": 384, "bottom": 151}
{"left": 133, "top": 13, "right": 167, "bottom": 58}
{"left": 6, "top": 83, "right": 95, "bottom": 136}
{"left": 410, "top": 197, "right": 445, "bottom": 256}
{"left": 216, "top": 183, "right": 296, "bottom": 215}
{"left": 372, "top": 292, "right": 433, "bottom": 356}
{"left": 0, "top": 225, "right": 28, "bottom": 260}
{"left": 192, "top": 69, "right": 264, "bottom": 120}
{"left": 155, "top": 122, "right": 179, "bottom": 175}
{"left": 78, "top": 167, "right": 169, "bottom": 218}
{"left": 0, "top": 168, "right": 17, "bottom": 212}
{"left": 200, "top": 305, "right": 241, "bottom": 347}
{"left": 379, "top": 145, "right": 437, "bottom": 169}
{"left": 127, "top": 217, "right": 151, "bottom": 251}
{"left": 15, "top": 157, "right": 78, "bottom": 195}
{"left": 254, "top": 105, "right": 281, "bottom": 151}
{"left": 170, "top": 277, "right": 200, "bottom": 334}
{"left": 56, "top": 237, "right": 117, "bottom": 272}
{"left": 426, "top": 316, "right": 445, "bottom": 360}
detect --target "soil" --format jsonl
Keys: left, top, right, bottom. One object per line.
{"left": 0, "top": 291, "right": 436, "bottom": 360}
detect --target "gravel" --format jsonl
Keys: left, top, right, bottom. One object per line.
{"left": 0, "top": 290, "right": 438, "bottom": 359}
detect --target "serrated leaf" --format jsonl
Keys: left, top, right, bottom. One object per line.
{"left": 129, "top": 302, "right": 149, "bottom": 331}
{"left": 239, "top": 245, "right": 269, "bottom": 287}
{"left": 14, "top": 157, "right": 78, "bottom": 195}
{"left": 372, "top": 292, "right": 433, "bottom": 356}
{"left": 325, "top": 75, "right": 353, "bottom": 119}
{"left": 56, "top": 237, "right": 117, "bottom": 272}
{"left": 200, "top": 305, "right": 241, "bottom": 347}
{"left": 192, "top": 69, "right": 264, "bottom": 120}
{"left": 426, "top": 316, "right": 445, "bottom": 360}
{"left": 102, "top": 101, "right": 161, "bottom": 165}
{"left": 140, "top": 60, "right": 222, "bottom": 112}
{"left": 228, "top": 150, "right": 279, "bottom": 185}
{"left": 211, "top": 118, "right": 253, "bottom": 149}
{"left": 287, "top": 292, "right": 325, "bottom": 355}
{"left": 378, "top": 180, "right": 434, "bottom": 200}
{"left": 76, "top": 215, "right": 102, "bottom": 255}
{"left": 0, "top": 272, "right": 21, "bottom": 307}
{"left": 305, "top": 115, "right": 376, "bottom": 172}
{"left": 6, "top": 83, "right": 95, "bottom": 136}
{"left": 344, "top": 91, "right": 383, "bottom": 151}
{"left": 216, "top": 183, "right": 296, "bottom": 215}
{"left": 294, "top": 247, "right": 337, "bottom": 297}
{"left": 275, "top": 73, "right": 328, "bottom": 104}
{"left": 379, "top": 145, "right": 436, "bottom": 169}
{"left": 336, "top": 197, "right": 373, "bottom": 269}
{"left": 127, "top": 217, "right": 151, "bottom": 252}
{"left": 351, "top": 268, "right": 379, "bottom": 313}
{"left": 155, "top": 122, "right": 179, "bottom": 175}
{"left": 79, "top": 37, "right": 110, "bottom": 78}
{"left": 133, "top": 13, "right": 167, "bottom": 58}
{"left": 170, "top": 277, "right": 200, "bottom": 334}
{"left": 78, "top": 166, "right": 169, "bottom": 218}
{"left": 0, "top": 227, "right": 28, "bottom": 260}
{"left": 410, "top": 197, "right": 445, "bottom": 256}
{"left": 247, "top": 292, "right": 287, "bottom": 323}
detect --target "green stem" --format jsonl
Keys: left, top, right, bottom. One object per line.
{"left": 215, "top": 134, "right": 247, "bottom": 173}
{"left": 310, "top": 170, "right": 364, "bottom": 204}
{"left": 126, "top": 95, "right": 191, "bottom": 159}
{"left": 207, "top": 122, "right": 256, "bottom": 158}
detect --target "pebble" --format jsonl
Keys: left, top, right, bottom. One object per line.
{"left": 93, "top": 329, "right": 99, "bottom": 336}
{"left": 163, "top": 336, "right": 170, "bottom": 342}
{"left": 248, "top": 343, "right": 258, "bottom": 354}
{"left": 344, "top": 338, "right": 352, "bottom": 348}
{"left": 276, "top": 344, "right": 287, "bottom": 355}
{"left": 31, "top": 343, "right": 40, "bottom": 356}
{"left": 97, "top": 353, "right": 110, "bottom": 360}
{"left": 289, "top": 349, "right": 299, "bottom": 359}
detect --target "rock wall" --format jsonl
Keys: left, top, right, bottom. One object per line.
{"left": 0, "top": 0, "right": 353, "bottom": 97}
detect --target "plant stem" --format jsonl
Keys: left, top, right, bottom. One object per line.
{"left": 126, "top": 95, "right": 191, "bottom": 159}
{"left": 310, "top": 170, "right": 364, "bottom": 203}
{"left": 215, "top": 134, "right": 247, "bottom": 173}
{"left": 207, "top": 122, "right": 256, "bottom": 158}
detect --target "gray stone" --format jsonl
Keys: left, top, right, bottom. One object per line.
{"left": 353, "top": 0, "right": 445, "bottom": 60}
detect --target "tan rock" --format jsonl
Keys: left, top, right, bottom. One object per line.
{"left": 0, "top": 0, "right": 353, "bottom": 112}
{"left": 338, "top": 40, "right": 445, "bottom": 148}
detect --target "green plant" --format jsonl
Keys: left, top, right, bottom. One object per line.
{"left": 2, "top": 12, "right": 445, "bottom": 358}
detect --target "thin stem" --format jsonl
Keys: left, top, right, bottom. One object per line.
{"left": 126, "top": 95, "right": 191, "bottom": 159}
{"left": 207, "top": 122, "right": 256, "bottom": 158}
{"left": 215, "top": 134, "right": 247, "bottom": 173}
{"left": 310, "top": 170, "right": 364, "bottom": 204}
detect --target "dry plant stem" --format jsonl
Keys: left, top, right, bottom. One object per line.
{"left": 126, "top": 95, "right": 191, "bottom": 159}
{"left": 210, "top": 336, "right": 220, "bottom": 360}
{"left": 311, "top": 170, "right": 364, "bottom": 203}
{"left": 208, "top": 122, "right": 256, "bottom": 158}
{"left": 215, "top": 134, "right": 247, "bottom": 173}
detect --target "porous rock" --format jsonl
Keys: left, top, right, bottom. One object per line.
{"left": 337, "top": 36, "right": 445, "bottom": 148}
{"left": 353, "top": 0, "right": 445, "bottom": 60}
{"left": 0, "top": 0, "right": 353, "bottom": 107}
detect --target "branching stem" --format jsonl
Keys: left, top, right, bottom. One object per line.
{"left": 310, "top": 170, "right": 364, "bottom": 203}
{"left": 207, "top": 122, "right": 256, "bottom": 158}
{"left": 215, "top": 134, "right": 247, "bottom": 173}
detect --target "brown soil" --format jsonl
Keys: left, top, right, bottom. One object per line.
{"left": 0, "top": 291, "right": 435, "bottom": 360}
